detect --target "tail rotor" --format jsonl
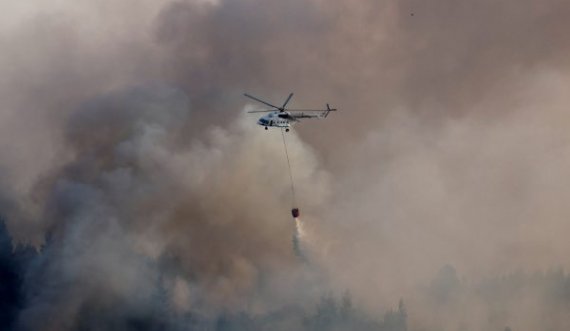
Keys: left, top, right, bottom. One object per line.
{"left": 323, "top": 103, "right": 337, "bottom": 118}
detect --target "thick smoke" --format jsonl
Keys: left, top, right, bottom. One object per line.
{"left": 15, "top": 85, "right": 330, "bottom": 326}
{"left": 1, "top": 0, "right": 570, "bottom": 330}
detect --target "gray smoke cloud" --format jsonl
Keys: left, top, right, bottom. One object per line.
{"left": 12, "top": 84, "right": 330, "bottom": 327}
{"left": 1, "top": 0, "right": 570, "bottom": 330}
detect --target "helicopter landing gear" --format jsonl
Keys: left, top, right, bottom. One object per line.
{"left": 265, "top": 127, "right": 268, "bottom": 130}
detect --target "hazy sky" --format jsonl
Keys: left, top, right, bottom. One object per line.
{"left": 1, "top": 1, "right": 570, "bottom": 330}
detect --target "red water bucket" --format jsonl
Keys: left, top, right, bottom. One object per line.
{"left": 291, "top": 208, "right": 300, "bottom": 218}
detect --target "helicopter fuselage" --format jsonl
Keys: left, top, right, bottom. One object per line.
{"left": 257, "top": 111, "right": 291, "bottom": 129}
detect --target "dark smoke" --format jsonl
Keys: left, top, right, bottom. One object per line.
{"left": 1, "top": 0, "right": 570, "bottom": 330}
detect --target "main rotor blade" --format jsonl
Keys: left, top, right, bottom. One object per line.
{"left": 244, "top": 93, "right": 280, "bottom": 109}
{"left": 246, "top": 109, "right": 275, "bottom": 113}
{"left": 286, "top": 109, "right": 330, "bottom": 112}
{"left": 281, "top": 93, "right": 294, "bottom": 109}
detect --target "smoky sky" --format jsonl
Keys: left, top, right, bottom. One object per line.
{"left": 1, "top": 0, "right": 570, "bottom": 330}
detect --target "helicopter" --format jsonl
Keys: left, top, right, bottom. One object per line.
{"left": 244, "top": 93, "right": 336, "bottom": 132}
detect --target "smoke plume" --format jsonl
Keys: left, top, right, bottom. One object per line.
{"left": 1, "top": 0, "right": 570, "bottom": 330}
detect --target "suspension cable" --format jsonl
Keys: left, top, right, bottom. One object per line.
{"left": 281, "top": 128, "right": 296, "bottom": 207}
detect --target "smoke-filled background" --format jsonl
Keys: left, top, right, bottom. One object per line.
{"left": 1, "top": 0, "right": 570, "bottom": 330}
